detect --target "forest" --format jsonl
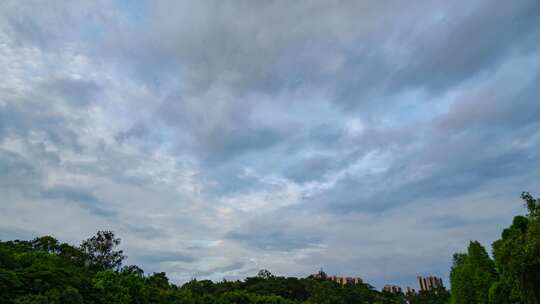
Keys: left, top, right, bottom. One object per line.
{"left": 0, "top": 193, "right": 538, "bottom": 304}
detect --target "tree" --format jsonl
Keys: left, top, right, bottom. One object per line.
{"left": 60, "top": 287, "right": 83, "bottom": 304}
{"left": 491, "top": 192, "right": 540, "bottom": 303}
{"left": 0, "top": 269, "right": 21, "bottom": 303}
{"left": 147, "top": 272, "right": 170, "bottom": 289}
{"left": 257, "top": 269, "right": 274, "bottom": 280}
{"left": 14, "top": 295, "right": 48, "bottom": 304}
{"left": 80, "top": 230, "right": 125, "bottom": 270}
{"left": 488, "top": 281, "right": 513, "bottom": 304}
{"left": 147, "top": 272, "right": 171, "bottom": 303}
{"left": 521, "top": 192, "right": 540, "bottom": 218}
{"left": 122, "top": 264, "right": 144, "bottom": 277}
{"left": 450, "top": 241, "right": 497, "bottom": 304}
{"left": 93, "top": 270, "right": 131, "bottom": 304}
{"left": 306, "top": 280, "right": 345, "bottom": 304}
{"left": 30, "top": 236, "right": 59, "bottom": 254}
{"left": 410, "top": 288, "right": 450, "bottom": 304}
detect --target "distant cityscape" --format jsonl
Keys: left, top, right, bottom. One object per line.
{"left": 313, "top": 270, "right": 444, "bottom": 294}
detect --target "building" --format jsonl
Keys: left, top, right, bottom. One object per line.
{"left": 416, "top": 276, "right": 444, "bottom": 291}
{"left": 383, "top": 284, "right": 402, "bottom": 293}
{"left": 328, "top": 276, "right": 362, "bottom": 285}
{"left": 312, "top": 270, "right": 362, "bottom": 285}
{"left": 405, "top": 286, "right": 416, "bottom": 294}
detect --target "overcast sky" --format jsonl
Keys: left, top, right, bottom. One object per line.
{"left": 1, "top": 0, "right": 540, "bottom": 289}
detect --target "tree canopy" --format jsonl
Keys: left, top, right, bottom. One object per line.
{"left": 450, "top": 192, "right": 540, "bottom": 304}
{"left": 450, "top": 241, "right": 497, "bottom": 304}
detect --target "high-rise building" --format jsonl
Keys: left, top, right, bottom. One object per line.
{"left": 416, "top": 276, "right": 444, "bottom": 291}
{"left": 328, "top": 275, "right": 362, "bottom": 285}
{"left": 383, "top": 285, "right": 402, "bottom": 293}
{"left": 312, "top": 271, "right": 362, "bottom": 285}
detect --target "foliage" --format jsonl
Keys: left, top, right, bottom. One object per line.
{"left": 490, "top": 192, "right": 540, "bottom": 304}
{"left": 450, "top": 192, "right": 540, "bottom": 304}
{"left": 450, "top": 241, "right": 497, "bottom": 304}
{"left": 80, "top": 230, "right": 126, "bottom": 271}
{"left": 407, "top": 288, "right": 450, "bottom": 304}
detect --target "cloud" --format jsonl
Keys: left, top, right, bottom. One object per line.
{"left": 0, "top": 0, "right": 539, "bottom": 290}
{"left": 42, "top": 185, "right": 116, "bottom": 217}
{"left": 138, "top": 251, "right": 197, "bottom": 264}
{"left": 44, "top": 78, "right": 101, "bottom": 107}
{"left": 0, "top": 149, "right": 41, "bottom": 189}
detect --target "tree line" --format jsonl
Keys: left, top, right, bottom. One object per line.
{"left": 0, "top": 192, "right": 537, "bottom": 303}
{"left": 0, "top": 234, "right": 447, "bottom": 304}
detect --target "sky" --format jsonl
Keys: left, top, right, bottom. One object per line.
{"left": 1, "top": 0, "right": 540, "bottom": 290}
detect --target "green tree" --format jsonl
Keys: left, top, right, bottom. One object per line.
{"left": 80, "top": 230, "right": 125, "bottom": 270}
{"left": 488, "top": 281, "right": 513, "bottom": 304}
{"left": 93, "top": 270, "right": 131, "bottom": 304}
{"left": 491, "top": 192, "right": 540, "bottom": 303}
{"left": 119, "top": 269, "right": 149, "bottom": 304}
{"left": 450, "top": 241, "right": 497, "bottom": 304}
{"left": 60, "top": 287, "right": 83, "bottom": 304}
{"left": 409, "top": 288, "right": 450, "bottom": 304}
{"left": 30, "top": 237, "right": 59, "bottom": 254}
{"left": 14, "top": 295, "right": 48, "bottom": 304}
{"left": 306, "top": 280, "right": 345, "bottom": 304}
{"left": 0, "top": 269, "right": 21, "bottom": 303}
{"left": 146, "top": 272, "right": 171, "bottom": 303}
